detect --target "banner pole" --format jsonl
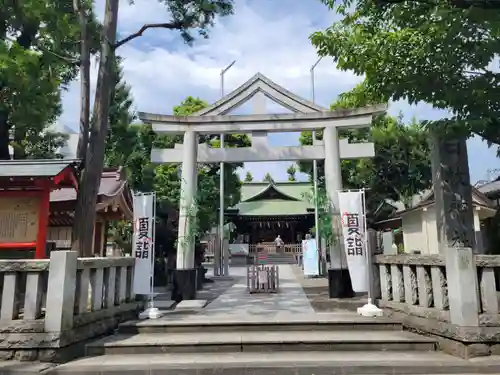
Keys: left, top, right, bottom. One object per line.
{"left": 138, "top": 192, "right": 163, "bottom": 320}
{"left": 357, "top": 188, "right": 383, "bottom": 317}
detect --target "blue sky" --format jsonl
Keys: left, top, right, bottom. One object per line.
{"left": 59, "top": 0, "right": 499, "bottom": 184}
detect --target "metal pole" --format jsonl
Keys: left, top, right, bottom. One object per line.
{"left": 219, "top": 60, "right": 236, "bottom": 277}
{"left": 310, "top": 57, "right": 323, "bottom": 274}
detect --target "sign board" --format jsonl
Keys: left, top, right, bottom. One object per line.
{"left": 338, "top": 191, "right": 367, "bottom": 292}
{"left": 132, "top": 193, "right": 156, "bottom": 295}
{"left": 0, "top": 196, "right": 40, "bottom": 243}
{"left": 229, "top": 243, "right": 249, "bottom": 255}
{"left": 302, "top": 238, "right": 319, "bottom": 276}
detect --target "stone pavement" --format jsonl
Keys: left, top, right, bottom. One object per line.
{"left": 200, "top": 265, "right": 314, "bottom": 317}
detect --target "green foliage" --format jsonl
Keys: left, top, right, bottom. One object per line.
{"left": 0, "top": 0, "right": 100, "bottom": 159}
{"left": 311, "top": 0, "right": 500, "bottom": 143}
{"left": 302, "top": 188, "right": 339, "bottom": 246}
{"left": 287, "top": 165, "right": 297, "bottom": 182}
{"left": 164, "top": 0, "right": 234, "bottom": 44}
{"left": 244, "top": 171, "right": 253, "bottom": 182}
{"left": 116, "top": 0, "right": 235, "bottom": 47}
{"left": 19, "top": 130, "right": 69, "bottom": 159}
{"left": 299, "top": 82, "right": 432, "bottom": 221}
{"left": 263, "top": 172, "right": 274, "bottom": 183}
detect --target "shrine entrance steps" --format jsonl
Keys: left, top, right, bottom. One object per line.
{"left": 261, "top": 252, "right": 297, "bottom": 264}
{"left": 50, "top": 313, "right": 500, "bottom": 374}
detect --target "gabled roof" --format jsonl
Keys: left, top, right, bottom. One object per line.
{"left": 229, "top": 181, "right": 313, "bottom": 216}
{"left": 194, "top": 72, "right": 328, "bottom": 116}
{"left": 243, "top": 182, "right": 301, "bottom": 202}
{"left": 395, "top": 185, "right": 496, "bottom": 216}
{"left": 240, "top": 181, "right": 312, "bottom": 202}
{"left": 478, "top": 178, "right": 500, "bottom": 196}
{"left": 50, "top": 168, "right": 133, "bottom": 219}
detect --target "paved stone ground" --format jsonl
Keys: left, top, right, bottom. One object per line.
{"left": 200, "top": 265, "right": 314, "bottom": 317}
{"left": 291, "top": 265, "right": 368, "bottom": 312}
{"left": 152, "top": 274, "right": 238, "bottom": 309}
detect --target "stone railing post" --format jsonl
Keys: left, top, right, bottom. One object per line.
{"left": 445, "top": 247, "right": 479, "bottom": 326}
{"left": 367, "top": 229, "right": 381, "bottom": 301}
{"left": 44, "top": 251, "right": 78, "bottom": 332}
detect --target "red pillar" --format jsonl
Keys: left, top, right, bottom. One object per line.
{"left": 35, "top": 185, "right": 50, "bottom": 259}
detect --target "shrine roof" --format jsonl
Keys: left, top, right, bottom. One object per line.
{"left": 229, "top": 181, "right": 313, "bottom": 216}
{"left": 0, "top": 159, "right": 80, "bottom": 178}
{"left": 50, "top": 168, "right": 130, "bottom": 203}
{"left": 240, "top": 181, "right": 312, "bottom": 201}
{"left": 392, "top": 185, "right": 496, "bottom": 216}
{"left": 230, "top": 199, "right": 313, "bottom": 216}
{"left": 478, "top": 178, "right": 500, "bottom": 197}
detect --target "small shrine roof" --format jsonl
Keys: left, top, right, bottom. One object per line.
{"left": 50, "top": 168, "right": 133, "bottom": 219}
{"left": 0, "top": 159, "right": 80, "bottom": 178}
{"left": 50, "top": 168, "right": 128, "bottom": 203}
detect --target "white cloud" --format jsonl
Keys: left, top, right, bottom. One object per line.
{"left": 60, "top": 0, "right": 498, "bottom": 184}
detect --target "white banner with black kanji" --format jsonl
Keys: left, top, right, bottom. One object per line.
{"left": 338, "top": 191, "right": 367, "bottom": 292}
{"left": 132, "top": 193, "right": 155, "bottom": 295}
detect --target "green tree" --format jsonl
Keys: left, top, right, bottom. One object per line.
{"left": 299, "top": 83, "right": 432, "bottom": 220}
{"left": 154, "top": 96, "right": 250, "bottom": 237}
{"left": 287, "top": 165, "right": 297, "bottom": 182}
{"left": 73, "top": 0, "right": 235, "bottom": 255}
{"left": 263, "top": 173, "right": 274, "bottom": 183}
{"left": 311, "top": 0, "right": 500, "bottom": 145}
{"left": 105, "top": 58, "right": 136, "bottom": 169}
{"left": 244, "top": 171, "right": 253, "bottom": 182}
{"left": 21, "top": 130, "right": 69, "bottom": 159}
{"left": 0, "top": 0, "right": 99, "bottom": 160}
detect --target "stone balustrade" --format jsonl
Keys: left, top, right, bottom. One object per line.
{"left": 0, "top": 251, "right": 141, "bottom": 362}
{"left": 373, "top": 253, "right": 500, "bottom": 357}
{"left": 374, "top": 254, "right": 500, "bottom": 324}
{"left": 374, "top": 254, "right": 449, "bottom": 321}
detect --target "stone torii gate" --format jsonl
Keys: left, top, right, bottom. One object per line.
{"left": 139, "top": 73, "right": 386, "bottom": 300}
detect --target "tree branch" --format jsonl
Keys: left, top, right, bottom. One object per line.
{"left": 114, "top": 22, "right": 184, "bottom": 49}
{"left": 375, "top": 0, "right": 500, "bottom": 9}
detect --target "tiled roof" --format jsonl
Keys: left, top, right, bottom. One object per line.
{"left": 50, "top": 168, "right": 127, "bottom": 203}
{"left": 0, "top": 159, "right": 80, "bottom": 178}
{"left": 478, "top": 180, "right": 500, "bottom": 195}
{"left": 230, "top": 181, "right": 313, "bottom": 216}
{"left": 232, "top": 199, "right": 312, "bottom": 216}
{"left": 240, "top": 181, "right": 312, "bottom": 201}
{"left": 392, "top": 185, "right": 496, "bottom": 215}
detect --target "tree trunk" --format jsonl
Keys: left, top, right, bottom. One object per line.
{"left": 0, "top": 110, "right": 10, "bottom": 160}
{"left": 73, "top": 0, "right": 91, "bottom": 161}
{"left": 71, "top": 0, "right": 120, "bottom": 256}
{"left": 13, "top": 126, "right": 26, "bottom": 159}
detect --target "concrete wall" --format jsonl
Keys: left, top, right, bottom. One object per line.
{"left": 402, "top": 206, "right": 483, "bottom": 255}
{"left": 402, "top": 210, "right": 424, "bottom": 253}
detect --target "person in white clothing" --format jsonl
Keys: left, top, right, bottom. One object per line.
{"left": 274, "top": 234, "right": 284, "bottom": 252}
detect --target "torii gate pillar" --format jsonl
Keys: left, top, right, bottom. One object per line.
{"left": 173, "top": 129, "right": 199, "bottom": 301}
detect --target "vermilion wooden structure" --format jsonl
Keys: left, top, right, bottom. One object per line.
{"left": 0, "top": 159, "right": 80, "bottom": 259}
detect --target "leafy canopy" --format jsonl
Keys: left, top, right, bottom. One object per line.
{"left": 311, "top": 0, "right": 500, "bottom": 143}
{"left": 299, "top": 81, "right": 432, "bottom": 220}
{"left": 0, "top": 0, "right": 100, "bottom": 159}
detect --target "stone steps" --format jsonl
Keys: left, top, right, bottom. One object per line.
{"left": 49, "top": 314, "right": 500, "bottom": 374}
{"left": 261, "top": 253, "right": 297, "bottom": 264}
{"left": 118, "top": 315, "right": 401, "bottom": 334}
{"left": 86, "top": 330, "right": 436, "bottom": 356}
{"left": 48, "top": 351, "right": 500, "bottom": 374}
